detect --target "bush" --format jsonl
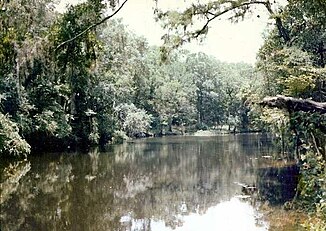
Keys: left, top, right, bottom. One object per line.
{"left": 115, "top": 104, "right": 152, "bottom": 137}
{"left": 111, "top": 130, "right": 129, "bottom": 144}
{"left": 298, "top": 149, "right": 326, "bottom": 230}
{"left": 0, "top": 113, "right": 30, "bottom": 157}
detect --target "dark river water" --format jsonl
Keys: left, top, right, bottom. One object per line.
{"left": 0, "top": 134, "right": 299, "bottom": 231}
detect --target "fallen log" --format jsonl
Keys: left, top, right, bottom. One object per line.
{"left": 260, "top": 95, "right": 326, "bottom": 114}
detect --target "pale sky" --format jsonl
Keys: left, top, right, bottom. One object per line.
{"left": 119, "top": 0, "right": 272, "bottom": 64}
{"left": 57, "top": 0, "right": 274, "bottom": 64}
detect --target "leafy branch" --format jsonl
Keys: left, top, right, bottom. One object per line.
{"left": 192, "top": 1, "right": 268, "bottom": 39}
{"left": 158, "top": 0, "right": 290, "bottom": 48}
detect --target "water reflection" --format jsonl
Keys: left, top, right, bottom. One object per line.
{"left": 151, "top": 198, "right": 267, "bottom": 231}
{"left": 1, "top": 134, "right": 294, "bottom": 231}
{"left": 117, "top": 197, "right": 268, "bottom": 231}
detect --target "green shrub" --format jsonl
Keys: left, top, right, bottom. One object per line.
{"left": 0, "top": 113, "right": 30, "bottom": 157}
{"left": 111, "top": 130, "right": 128, "bottom": 144}
{"left": 115, "top": 104, "right": 152, "bottom": 137}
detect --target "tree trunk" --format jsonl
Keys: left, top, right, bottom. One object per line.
{"left": 263, "top": 1, "right": 290, "bottom": 44}
{"left": 318, "top": 42, "right": 325, "bottom": 68}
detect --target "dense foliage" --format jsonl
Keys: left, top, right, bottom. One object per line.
{"left": 155, "top": 0, "right": 326, "bottom": 228}
{"left": 256, "top": 1, "right": 325, "bottom": 227}
{"left": 0, "top": 0, "right": 258, "bottom": 156}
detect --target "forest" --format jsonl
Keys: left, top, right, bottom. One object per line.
{"left": 0, "top": 0, "right": 325, "bottom": 229}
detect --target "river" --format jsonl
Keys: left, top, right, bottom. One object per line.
{"left": 0, "top": 134, "right": 300, "bottom": 231}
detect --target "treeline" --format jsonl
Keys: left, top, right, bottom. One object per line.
{"left": 0, "top": 1, "right": 259, "bottom": 156}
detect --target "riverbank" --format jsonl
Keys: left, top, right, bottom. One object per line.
{"left": 255, "top": 155, "right": 326, "bottom": 231}
{"left": 262, "top": 205, "right": 307, "bottom": 231}
{"left": 261, "top": 203, "right": 326, "bottom": 231}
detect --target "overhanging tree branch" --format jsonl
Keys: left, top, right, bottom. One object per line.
{"left": 260, "top": 95, "right": 326, "bottom": 114}
{"left": 192, "top": 1, "right": 268, "bottom": 39}
{"left": 55, "top": 0, "right": 128, "bottom": 51}
{"left": 183, "top": 0, "right": 290, "bottom": 44}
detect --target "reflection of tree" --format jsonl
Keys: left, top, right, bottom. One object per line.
{"left": 105, "top": 135, "right": 271, "bottom": 229}
{"left": 1, "top": 135, "right": 275, "bottom": 231}
{"left": 256, "top": 163, "right": 299, "bottom": 205}
{"left": 0, "top": 160, "right": 32, "bottom": 230}
{"left": 1, "top": 156, "right": 74, "bottom": 231}
{"left": 0, "top": 160, "right": 31, "bottom": 205}
{"left": 115, "top": 174, "right": 153, "bottom": 199}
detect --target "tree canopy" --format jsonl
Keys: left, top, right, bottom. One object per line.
{"left": 0, "top": 0, "right": 259, "bottom": 155}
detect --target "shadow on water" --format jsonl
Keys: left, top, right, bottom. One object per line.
{"left": 0, "top": 134, "right": 300, "bottom": 231}
{"left": 257, "top": 164, "right": 299, "bottom": 206}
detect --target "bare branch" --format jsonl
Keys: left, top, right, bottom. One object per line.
{"left": 260, "top": 95, "right": 326, "bottom": 114}
{"left": 55, "top": 0, "right": 128, "bottom": 51}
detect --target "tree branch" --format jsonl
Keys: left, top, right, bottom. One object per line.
{"left": 260, "top": 95, "right": 326, "bottom": 114}
{"left": 263, "top": 1, "right": 290, "bottom": 43}
{"left": 187, "top": 0, "right": 290, "bottom": 45}
{"left": 192, "top": 1, "right": 268, "bottom": 39}
{"left": 55, "top": 0, "right": 128, "bottom": 51}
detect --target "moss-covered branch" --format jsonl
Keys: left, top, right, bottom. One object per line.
{"left": 261, "top": 95, "right": 326, "bottom": 114}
